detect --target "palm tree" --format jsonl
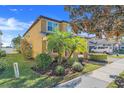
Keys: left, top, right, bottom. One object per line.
{"left": 47, "top": 31, "right": 88, "bottom": 64}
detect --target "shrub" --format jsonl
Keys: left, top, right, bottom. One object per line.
{"left": 20, "top": 39, "right": 32, "bottom": 59}
{"left": 90, "top": 53, "right": 108, "bottom": 62}
{"left": 55, "top": 65, "right": 65, "bottom": 76}
{"left": 0, "top": 50, "right": 6, "bottom": 57}
{"left": 119, "top": 49, "right": 124, "bottom": 54}
{"left": 68, "top": 58, "right": 76, "bottom": 66}
{"left": 0, "top": 62, "right": 5, "bottom": 74}
{"left": 72, "top": 62, "right": 83, "bottom": 72}
{"left": 35, "top": 53, "right": 52, "bottom": 71}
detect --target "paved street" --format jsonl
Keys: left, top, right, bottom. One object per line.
{"left": 56, "top": 58, "right": 124, "bottom": 88}
{"left": 1, "top": 48, "right": 17, "bottom": 54}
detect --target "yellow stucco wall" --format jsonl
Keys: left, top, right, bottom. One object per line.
{"left": 24, "top": 18, "right": 44, "bottom": 57}
{"left": 24, "top": 17, "right": 69, "bottom": 58}
{"left": 59, "top": 22, "right": 69, "bottom": 31}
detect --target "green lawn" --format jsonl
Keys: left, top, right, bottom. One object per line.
{"left": 0, "top": 54, "right": 101, "bottom": 88}
{"left": 109, "top": 55, "right": 124, "bottom": 58}
{"left": 107, "top": 71, "right": 124, "bottom": 88}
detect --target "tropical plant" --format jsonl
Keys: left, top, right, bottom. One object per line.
{"left": 65, "top": 36, "right": 88, "bottom": 61}
{"left": 47, "top": 31, "right": 88, "bottom": 63}
{"left": 20, "top": 39, "right": 32, "bottom": 59}
{"left": 68, "top": 57, "right": 77, "bottom": 66}
{"left": 35, "top": 53, "right": 52, "bottom": 71}
{"left": 55, "top": 65, "right": 65, "bottom": 76}
{"left": 12, "top": 35, "right": 22, "bottom": 53}
{"left": 72, "top": 62, "right": 84, "bottom": 72}
{"left": 47, "top": 31, "right": 71, "bottom": 63}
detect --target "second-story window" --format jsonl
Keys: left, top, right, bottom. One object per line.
{"left": 48, "top": 21, "right": 52, "bottom": 31}
{"left": 66, "top": 25, "right": 72, "bottom": 33}
{"left": 48, "top": 21, "right": 58, "bottom": 31}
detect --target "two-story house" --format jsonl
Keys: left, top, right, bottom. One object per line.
{"left": 23, "top": 15, "right": 71, "bottom": 58}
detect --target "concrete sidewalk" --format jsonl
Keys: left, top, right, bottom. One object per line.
{"left": 56, "top": 59, "right": 124, "bottom": 88}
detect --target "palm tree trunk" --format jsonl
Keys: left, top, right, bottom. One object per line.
{"left": 66, "top": 49, "right": 76, "bottom": 61}
{"left": 83, "top": 52, "right": 88, "bottom": 63}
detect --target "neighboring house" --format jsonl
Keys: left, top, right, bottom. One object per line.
{"left": 120, "top": 42, "right": 124, "bottom": 50}
{"left": 119, "top": 38, "right": 124, "bottom": 50}
{"left": 23, "top": 15, "right": 71, "bottom": 58}
{"left": 89, "top": 38, "right": 116, "bottom": 54}
{"left": 1, "top": 47, "right": 17, "bottom": 54}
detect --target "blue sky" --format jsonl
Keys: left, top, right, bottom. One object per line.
{"left": 0, "top": 5, "right": 69, "bottom": 46}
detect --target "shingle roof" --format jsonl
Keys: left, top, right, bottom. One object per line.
{"left": 89, "top": 39, "right": 115, "bottom": 45}
{"left": 23, "top": 15, "right": 69, "bottom": 37}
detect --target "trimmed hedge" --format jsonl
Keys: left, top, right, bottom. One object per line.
{"left": 90, "top": 53, "right": 108, "bottom": 62}
{"left": 0, "top": 50, "right": 6, "bottom": 57}
{"left": 119, "top": 49, "right": 124, "bottom": 54}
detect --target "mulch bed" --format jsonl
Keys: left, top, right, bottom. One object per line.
{"left": 31, "top": 62, "right": 74, "bottom": 76}
{"left": 31, "top": 60, "right": 75, "bottom": 76}
{"left": 31, "top": 57, "right": 86, "bottom": 76}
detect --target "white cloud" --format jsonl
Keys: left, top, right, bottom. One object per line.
{"left": 9, "top": 8, "right": 33, "bottom": 12}
{"left": 0, "top": 17, "right": 32, "bottom": 47}
{"left": 9, "top": 8, "right": 24, "bottom": 12}
{"left": 0, "top": 17, "right": 32, "bottom": 31}
{"left": 9, "top": 9, "right": 18, "bottom": 12}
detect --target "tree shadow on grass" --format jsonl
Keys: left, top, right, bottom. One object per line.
{"left": 0, "top": 75, "right": 61, "bottom": 88}
{"left": 0, "top": 77, "right": 28, "bottom": 88}
{"left": 0, "top": 78, "right": 13, "bottom": 86}
{"left": 29, "top": 76, "right": 62, "bottom": 88}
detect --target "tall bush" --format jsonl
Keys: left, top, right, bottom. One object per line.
{"left": 12, "top": 35, "right": 22, "bottom": 53}
{"left": 20, "top": 39, "right": 32, "bottom": 59}
{"left": 35, "top": 53, "right": 52, "bottom": 71}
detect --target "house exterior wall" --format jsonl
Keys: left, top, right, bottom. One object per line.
{"left": 23, "top": 17, "right": 69, "bottom": 58}
{"left": 24, "top": 18, "right": 45, "bottom": 57}
{"left": 59, "top": 22, "right": 68, "bottom": 31}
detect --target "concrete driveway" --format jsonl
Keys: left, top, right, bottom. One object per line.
{"left": 56, "top": 58, "right": 124, "bottom": 88}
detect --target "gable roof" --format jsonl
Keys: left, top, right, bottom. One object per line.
{"left": 23, "top": 15, "right": 69, "bottom": 37}
{"left": 89, "top": 39, "right": 115, "bottom": 46}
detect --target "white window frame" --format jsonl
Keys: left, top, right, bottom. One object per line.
{"left": 66, "top": 24, "right": 72, "bottom": 32}
{"left": 46, "top": 20, "right": 59, "bottom": 32}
